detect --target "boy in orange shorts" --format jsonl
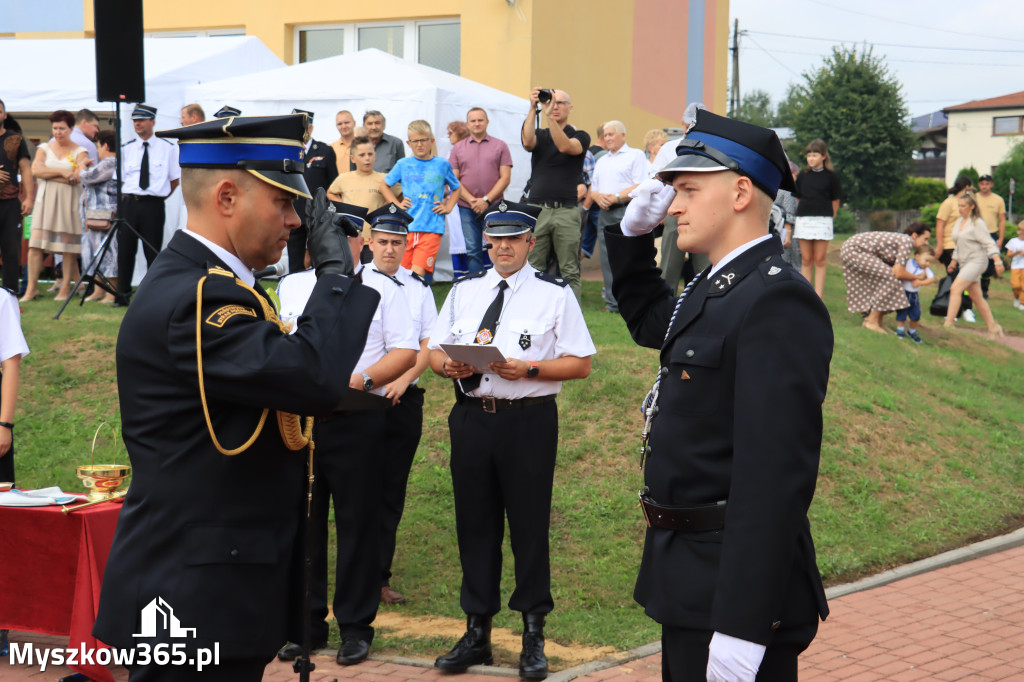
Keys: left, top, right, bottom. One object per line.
{"left": 381, "top": 120, "right": 460, "bottom": 276}
{"left": 1005, "top": 232, "right": 1024, "bottom": 310}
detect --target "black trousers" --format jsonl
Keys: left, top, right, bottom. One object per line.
{"left": 449, "top": 399, "right": 558, "bottom": 616}
{"left": 0, "top": 198, "right": 23, "bottom": 292}
{"left": 309, "top": 410, "right": 386, "bottom": 643}
{"left": 660, "top": 625, "right": 814, "bottom": 682}
{"left": 287, "top": 224, "right": 308, "bottom": 275}
{"left": 379, "top": 384, "right": 424, "bottom": 587}
{"left": 129, "top": 657, "right": 270, "bottom": 681}
{"left": 118, "top": 196, "right": 165, "bottom": 298}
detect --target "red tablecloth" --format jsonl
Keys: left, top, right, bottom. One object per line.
{"left": 0, "top": 501, "right": 121, "bottom": 682}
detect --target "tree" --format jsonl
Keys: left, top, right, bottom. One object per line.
{"left": 788, "top": 46, "right": 915, "bottom": 210}
{"left": 731, "top": 89, "right": 777, "bottom": 128}
{"left": 993, "top": 140, "right": 1024, "bottom": 212}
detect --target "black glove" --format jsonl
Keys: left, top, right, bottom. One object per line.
{"left": 305, "top": 188, "right": 355, "bottom": 277}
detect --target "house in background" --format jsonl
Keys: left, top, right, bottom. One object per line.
{"left": 910, "top": 110, "right": 947, "bottom": 180}
{"left": 944, "top": 90, "right": 1024, "bottom": 185}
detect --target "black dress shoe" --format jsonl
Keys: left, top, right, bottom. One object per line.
{"left": 277, "top": 640, "right": 327, "bottom": 661}
{"left": 336, "top": 637, "right": 370, "bottom": 665}
{"left": 519, "top": 614, "right": 548, "bottom": 680}
{"left": 435, "top": 614, "right": 493, "bottom": 672}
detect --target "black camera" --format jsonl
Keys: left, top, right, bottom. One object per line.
{"left": 537, "top": 89, "right": 553, "bottom": 104}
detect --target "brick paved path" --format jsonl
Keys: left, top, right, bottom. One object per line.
{"left": 4, "top": 541, "right": 1023, "bottom": 681}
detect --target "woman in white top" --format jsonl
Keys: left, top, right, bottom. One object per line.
{"left": 945, "top": 190, "right": 1004, "bottom": 339}
{"left": 1, "top": 287, "right": 29, "bottom": 484}
{"left": 22, "top": 110, "right": 89, "bottom": 302}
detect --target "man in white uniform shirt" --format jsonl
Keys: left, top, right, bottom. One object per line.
{"left": 276, "top": 201, "right": 417, "bottom": 667}
{"left": 361, "top": 203, "right": 440, "bottom": 607}
{"left": 589, "top": 121, "right": 647, "bottom": 313}
{"left": 428, "top": 201, "right": 595, "bottom": 680}
{"left": 117, "top": 103, "right": 181, "bottom": 305}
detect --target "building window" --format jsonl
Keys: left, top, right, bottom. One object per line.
{"left": 296, "top": 19, "right": 459, "bottom": 74}
{"left": 993, "top": 115, "right": 1023, "bottom": 136}
{"left": 299, "top": 27, "right": 344, "bottom": 63}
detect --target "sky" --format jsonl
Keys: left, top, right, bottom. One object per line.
{"left": 728, "top": 0, "right": 1024, "bottom": 119}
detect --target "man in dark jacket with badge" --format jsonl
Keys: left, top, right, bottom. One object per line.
{"left": 93, "top": 113, "right": 378, "bottom": 682}
{"left": 605, "top": 109, "right": 833, "bottom": 681}
{"left": 288, "top": 108, "right": 339, "bottom": 274}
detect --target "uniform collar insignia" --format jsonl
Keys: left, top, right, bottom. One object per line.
{"left": 768, "top": 266, "right": 782, "bottom": 275}
{"left": 711, "top": 269, "right": 736, "bottom": 292}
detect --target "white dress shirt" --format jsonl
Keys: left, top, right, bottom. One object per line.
{"left": 429, "top": 264, "right": 596, "bottom": 399}
{"left": 120, "top": 134, "right": 181, "bottom": 197}
{"left": 0, "top": 291, "right": 30, "bottom": 363}
{"left": 183, "top": 229, "right": 255, "bottom": 286}
{"left": 592, "top": 143, "right": 648, "bottom": 195}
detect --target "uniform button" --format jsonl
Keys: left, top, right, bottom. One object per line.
{"left": 771, "top": 620, "right": 782, "bottom": 630}
{"left": 660, "top": 367, "right": 669, "bottom": 377}
{"left": 685, "top": 349, "right": 695, "bottom": 358}
{"left": 229, "top": 549, "right": 240, "bottom": 558}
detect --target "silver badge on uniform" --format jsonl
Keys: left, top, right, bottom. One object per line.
{"left": 768, "top": 266, "right": 782, "bottom": 275}
{"left": 519, "top": 333, "right": 531, "bottom": 350}
{"left": 389, "top": 204, "right": 397, "bottom": 214}
{"left": 499, "top": 201, "right": 508, "bottom": 212}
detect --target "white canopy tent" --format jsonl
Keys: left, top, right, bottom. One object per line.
{"left": 184, "top": 49, "right": 534, "bottom": 281}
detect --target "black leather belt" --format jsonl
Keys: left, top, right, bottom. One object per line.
{"left": 456, "top": 393, "right": 556, "bottom": 414}
{"left": 534, "top": 201, "right": 571, "bottom": 209}
{"left": 639, "top": 489, "right": 727, "bottom": 531}
{"left": 124, "top": 194, "right": 164, "bottom": 202}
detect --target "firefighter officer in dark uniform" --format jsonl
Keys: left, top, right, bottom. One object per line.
{"left": 93, "top": 113, "right": 379, "bottom": 682}
{"left": 288, "top": 108, "right": 338, "bottom": 274}
{"left": 428, "top": 201, "right": 596, "bottom": 680}
{"left": 605, "top": 109, "right": 833, "bottom": 681}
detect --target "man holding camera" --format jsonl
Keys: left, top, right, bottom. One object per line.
{"left": 522, "top": 88, "right": 590, "bottom": 302}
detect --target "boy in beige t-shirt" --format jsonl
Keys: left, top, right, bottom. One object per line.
{"left": 328, "top": 135, "right": 389, "bottom": 242}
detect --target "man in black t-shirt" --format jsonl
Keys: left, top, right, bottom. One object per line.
{"left": 0, "top": 99, "right": 34, "bottom": 292}
{"left": 522, "top": 88, "right": 590, "bottom": 301}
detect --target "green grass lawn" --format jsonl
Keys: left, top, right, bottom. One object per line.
{"left": 9, "top": 240, "right": 1024, "bottom": 660}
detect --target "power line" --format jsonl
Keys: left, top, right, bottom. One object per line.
{"left": 744, "top": 35, "right": 802, "bottom": 77}
{"left": 807, "top": 0, "right": 1024, "bottom": 45}
{"left": 746, "top": 29, "right": 1024, "bottom": 53}
{"left": 746, "top": 46, "right": 1023, "bottom": 68}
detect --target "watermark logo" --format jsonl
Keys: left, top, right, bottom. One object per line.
{"left": 133, "top": 597, "right": 197, "bottom": 638}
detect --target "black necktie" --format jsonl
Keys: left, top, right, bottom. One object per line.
{"left": 139, "top": 141, "right": 150, "bottom": 190}
{"left": 460, "top": 279, "right": 508, "bottom": 393}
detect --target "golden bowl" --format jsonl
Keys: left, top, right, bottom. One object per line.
{"left": 76, "top": 464, "right": 131, "bottom": 501}
{"left": 0, "top": 482, "right": 12, "bottom": 492}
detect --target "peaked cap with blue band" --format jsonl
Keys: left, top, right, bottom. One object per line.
{"left": 214, "top": 105, "right": 242, "bottom": 119}
{"left": 482, "top": 200, "right": 542, "bottom": 237}
{"left": 331, "top": 200, "right": 369, "bottom": 228}
{"left": 656, "top": 108, "right": 795, "bottom": 197}
{"left": 156, "top": 114, "right": 311, "bottom": 199}
{"left": 131, "top": 104, "right": 157, "bottom": 120}
{"left": 367, "top": 203, "right": 413, "bottom": 235}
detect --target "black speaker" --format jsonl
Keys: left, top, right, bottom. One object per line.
{"left": 94, "top": 0, "right": 145, "bottom": 103}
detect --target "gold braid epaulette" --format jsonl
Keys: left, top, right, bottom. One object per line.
{"left": 196, "top": 269, "right": 314, "bottom": 455}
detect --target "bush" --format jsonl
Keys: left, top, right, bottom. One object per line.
{"left": 834, "top": 206, "right": 857, "bottom": 234}
{"left": 955, "top": 166, "right": 980, "bottom": 186}
{"left": 919, "top": 203, "right": 941, "bottom": 227}
{"left": 1006, "top": 222, "right": 1018, "bottom": 242}
{"left": 884, "top": 177, "right": 948, "bottom": 210}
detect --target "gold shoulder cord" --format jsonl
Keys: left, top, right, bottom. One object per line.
{"left": 195, "top": 275, "right": 314, "bottom": 455}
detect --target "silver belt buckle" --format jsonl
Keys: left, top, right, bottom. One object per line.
{"left": 482, "top": 397, "right": 497, "bottom": 413}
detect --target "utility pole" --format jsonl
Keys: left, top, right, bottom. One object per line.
{"left": 730, "top": 19, "right": 741, "bottom": 117}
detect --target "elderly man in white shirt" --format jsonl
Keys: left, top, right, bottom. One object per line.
{"left": 589, "top": 120, "right": 647, "bottom": 313}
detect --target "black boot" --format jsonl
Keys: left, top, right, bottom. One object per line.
{"left": 434, "top": 614, "right": 493, "bottom": 672}
{"left": 519, "top": 613, "right": 548, "bottom": 680}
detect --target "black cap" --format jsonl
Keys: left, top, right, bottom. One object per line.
{"left": 657, "top": 108, "right": 795, "bottom": 196}
{"left": 214, "top": 105, "right": 242, "bottom": 119}
{"left": 292, "top": 108, "right": 314, "bottom": 123}
{"left": 132, "top": 104, "right": 157, "bottom": 120}
{"left": 330, "top": 201, "right": 368, "bottom": 228}
{"left": 156, "top": 115, "right": 311, "bottom": 199}
{"left": 367, "top": 203, "right": 413, "bottom": 234}
{"left": 979, "top": 174, "right": 994, "bottom": 182}
{"left": 483, "top": 200, "right": 542, "bottom": 237}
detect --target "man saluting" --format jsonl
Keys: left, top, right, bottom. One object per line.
{"left": 606, "top": 109, "right": 833, "bottom": 681}
{"left": 94, "top": 114, "right": 378, "bottom": 681}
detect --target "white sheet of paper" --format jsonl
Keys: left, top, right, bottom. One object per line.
{"left": 440, "top": 343, "right": 507, "bottom": 374}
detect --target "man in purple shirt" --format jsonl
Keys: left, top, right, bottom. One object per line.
{"left": 449, "top": 107, "right": 513, "bottom": 274}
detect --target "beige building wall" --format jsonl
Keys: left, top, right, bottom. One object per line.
{"left": 945, "top": 108, "right": 1024, "bottom": 185}
{"left": 19, "top": 0, "right": 729, "bottom": 153}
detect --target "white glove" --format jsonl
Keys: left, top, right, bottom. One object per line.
{"left": 620, "top": 178, "right": 676, "bottom": 236}
{"left": 706, "top": 632, "right": 766, "bottom": 682}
